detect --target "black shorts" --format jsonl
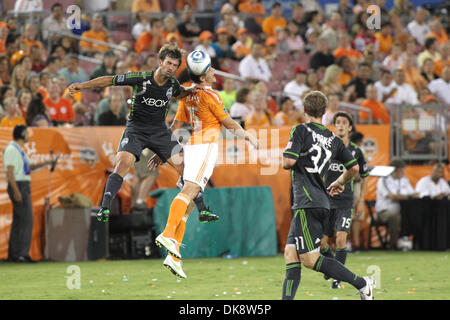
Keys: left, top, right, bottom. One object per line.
{"left": 117, "top": 125, "right": 182, "bottom": 163}
{"left": 323, "top": 208, "right": 353, "bottom": 237}
{"left": 287, "top": 208, "right": 328, "bottom": 254}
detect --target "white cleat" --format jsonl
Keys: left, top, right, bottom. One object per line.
{"left": 155, "top": 234, "right": 181, "bottom": 259}
{"left": 358, "top": 276, "right": 374, "bottom": 300}
{"left": 163, "top": 255, "right": 187, "bottom": 279}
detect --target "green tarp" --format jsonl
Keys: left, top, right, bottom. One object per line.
{"left": 151, "top": 187, "right": 277, "bottom": 258}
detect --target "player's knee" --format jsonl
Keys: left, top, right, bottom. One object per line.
{"left": 284, "top": 245, "right": 299, "bottom": 263}
{"left": 336, "top": 232, "right": 348, "bottom": 248}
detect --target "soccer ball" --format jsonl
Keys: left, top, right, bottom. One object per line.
{"left": 187, "top": 50, "right": 211, "bottom": 75}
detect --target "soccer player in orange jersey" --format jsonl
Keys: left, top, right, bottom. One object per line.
{"left": 151, "top": 51, "right": 259, "bottom": 278}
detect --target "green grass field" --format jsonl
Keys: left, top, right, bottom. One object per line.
{"left": 0, "top": 251, "right": 448, "bottom": 300}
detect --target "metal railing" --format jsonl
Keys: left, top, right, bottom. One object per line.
{"left": 339, "top": 102, "right": 373, "bottom": 124}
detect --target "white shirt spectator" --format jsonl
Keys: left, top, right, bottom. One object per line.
{"left": 42, "top": 14, "right": 68, "bottom": 42}
{"left": 13, "top": 0, "right": 42, "bottom": 12}
{"left": 407, "top": 20, "right": 430, "bottom": 47}
{"left": 374, "top": 80, "right": 396, "bottom": 102}
{"left": 131, "top": 22, "right": 151, "bottom": 40}
{"left": 382, "top": 55, "right": 404, "bottom": 73}
{"left": 428, "top": 78, "right": 450, "bottom": 105}
{"left": 375, "top": 175, "right": 415, "bottom": 213}
{"left": 385, "top": 83, "right": 419, "bottom": 105}
{"left": 415, "top": 175, "right": 450, "bottom": 199}
{"left": 239, "top": 54, "right": 272, "bottom": 82}
{"left": 229, "top": 102, "right": 254, "bottom": 120}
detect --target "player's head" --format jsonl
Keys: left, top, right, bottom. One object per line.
{"left": 187, "top": 51, "right": 215, "bottom": 85}
{"left": 303, "top": 90, "right": 328, "bottom": 119}
{"left": 189, "top": 66, "right": 216, "bottom": 85}
{"left": 158, "top": 44, "right": 183, "bottom": 78}
{"left": 333, "top": 111, "right": 354, "bottom": 139}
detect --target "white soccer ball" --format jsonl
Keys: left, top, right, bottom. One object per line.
{"left": 187, "top": 50, "right": 211, "bottom": 75}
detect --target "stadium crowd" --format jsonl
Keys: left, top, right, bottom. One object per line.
{"left": 0, "top": 0, "right": 448, "bottom": 132}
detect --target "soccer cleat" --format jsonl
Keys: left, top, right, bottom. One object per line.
{"left": 358, "top": 276, "right": 374, "bottom": 300}
{"left": 97, "top": 207, "right": 110, "bottom": 223}
{"left": 331, "top": 280, "right": 341, "bottom": 289}
{"left": 163, "top": 255, "right": 187, "bottom": 279}
{"left": 198, "top": 208, "right": 219, "bottom": 223}
{"left": 324, "top": 274, "right": 330, "bottom": 281}
{"left": 155, "top": 234, "right": 181, "bottom": 259}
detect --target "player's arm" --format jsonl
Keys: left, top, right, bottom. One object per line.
{"left": 220, "top": 116, "right": 259, "bottom": 149}
{"left": 354, "top": 147, "right": 370, "bottom": 216}
{"left": 282, "top": 125, "right": 302, "bottom": 170}
{"left": 68, "top": 76, "right": 114, "bottom": 95}
{"left": 328, "top": 142, "right": 360, "bottom": 195}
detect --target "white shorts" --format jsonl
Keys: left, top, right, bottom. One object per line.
{"left": 183, "top": 143, "right": 218, "bottom": 191}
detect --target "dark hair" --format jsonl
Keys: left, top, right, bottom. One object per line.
{"left": 303, "top": 90, "right": 327, "bottom": 118}
{"left": 235, "top": 87, "right": 251, "bottom": 103}
{"left": 13, "top": 124, "right": 27, "bottom": 140}
{"left": 158, "top": 44, "right": 183, "bottom": 66}
{"left": 332, "top": 111, "right": 354, "bottom": 127}
{"left": 358, "top": 62, "right": 371, "bottom": 69}
{"left": 350, "top": 131, "right": 364, "bottom": 144}
{"left": 46, "top": 55, "right": 61, "bottom": 66}
{"left": 25, "top": 94, "right": 47, "bottom": 126}
{"left": 188, "top": 70, "right": 203, "bottom": 84}
{"left": 272, "top": 2, "right": 282, "bottom": 9}
{"left": 279, "top": 96, "right": 292, "bottom": 106}
{"left": 424, "top": 37, "right": 436, "bottom": 49}
{"left": 390, "top": 159, "right": 406, "bottom": 169}
{"left": 150, "top": 17, "right": 162, "bottom": 27}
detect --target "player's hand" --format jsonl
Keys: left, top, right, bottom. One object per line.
{"left": 327, "top": 180, "right": 345, "bottom": 196}
{"left": 13, "top": 190, "right": 23, "bottom": 203}
{"left": 147, "top": 154, "right": 163, "bottom": 171}
{"left": 68, "top": 83, "right": 82, "bottom": 96}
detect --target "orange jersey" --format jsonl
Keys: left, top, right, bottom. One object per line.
{"left": 175, "top": 87, "right": 229, "bottom": 144}
{"left": 80, "top": 30, "right": 109, "bottom": 52}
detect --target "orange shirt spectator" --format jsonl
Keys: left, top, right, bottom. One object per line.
{"left": 80, "top": 30, "right": 109, "bottom": 53}
{"left": 238, "top": 0, "right": 266, "bottom": 26}
{"left": 135, "top": 18, "right": 164, "bottom": 54}
{"left": 360, "top": 84, "right": 390, "bottom": 124}
{"left": 0, "top": 22, "right": 7, "bottom": 55}
{"left": 0, "top": 115, "right": 26, "bottom": 127}
{"left": 0, "top": 96, "right": 26, "bottom": 127}
{"left": 426, "top": 30, "right": 448, "bottom": 45}
{"left": 374, "top": 32, "right": 393, "bottom": 55}
{"left": 434, "top": 59, "right": 450, "bottom": 77}
{"left": 333, "top": 47, "right": 362, "bottom": 60}
{"left": 44, "top": 96, "right": 74, "bottom": 123}
{"left": 245, "top": 110, "right": 273, "bottom": 127}
{"left": 132, "top": 0, "right": 161, "bottom": 13}
{"left": 262, "top": 3, "right": 286, "bottom": 37}
{"left": 338, "top": 71, "right": 354, "bottom": 87}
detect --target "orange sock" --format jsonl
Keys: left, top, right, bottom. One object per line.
{"left": 163, "top": 193, "right": 190, "bottom": 239}
{"left": 172, "top": 217, "right": 187, "bottom": 262}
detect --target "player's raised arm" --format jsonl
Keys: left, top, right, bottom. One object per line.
{"left": 68, "top": 76, "right": 114, "bottom": 95}
{"left": 220, "top": 116, "right": 259, "bottom": 149}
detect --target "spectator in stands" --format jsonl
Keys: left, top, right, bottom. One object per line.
{"left": 305, "top": 69, "right": 320, "bottom": 91}
{"left": 263, "top": 36, "right": 278, "bottom": 63}
{"left": 321, "top": 92, "right": 339, "bottom": 126}
{"left": 374, "top": 68, "right": 396, "bottom": 103}
{"left": 305, "top": 10, "right": 323, "bottom": 39}
{"left": 420, "top": 58, "right": 439, "bottom": 84}
{"left": 98, "top": 93, "right": 127, "bottom": 126}
{"left": 309, "top": 37, "right": 334, "bottom": 72}
{"left": 338, "top": 0, "right": 354, "bottom": 31}
{"left": 426, "top": 20, "right": 448, "bottom": 45}
{"left": 406, "top": 6, "right": 430, "bottom": 47}
{"left": 230, "top": 86, "right": 253, "bottom": 126}
{"left": 231, "top": 28, "right": 252, "bottom": 60}
{"left": 58, "top": 55, "right": 89, "bottom": 86}
{"left": 374, "top": 22, "right": 393, "bottom": 57}
{"left": 319, "top": 11, "right": 342, "bottom": 52}
{"left": 239, "top": 42, "right": 271, "bottom": 83}
{"left": 333, "top": 32, "right": 362, "bottom": 61}
{"left": 23, "top": 24, "right": 44, "bottom": 54}
{"left": 29, "top": 45, "right": 45, "bottom": 73}
{"left": 0, "top": 97, "right": 25, "bottom": 127}
{"left": 177, "top": 5, "right": 201, "bottom": 45}
{"left": 140, "top": 53, "right": 158, "bottom": 71}
{"left": 415, "top": 163, "right": 450, "bottom": 199}
{"left": 290, "top": 3, "right": 307, "bottom": 41}
{"left": 17, "top": 88, "right": 31, "bottom": 117}
{"left": 382, "top": 41, "right": 403, "bottom": 73}
{"left": 44, "top": 78, "right": 74, "bottom": 125}
{"left": 359, "top": 84, "right": 390, "bottom": 124}
{"left": 400, "top": 53, "right": 427, "bottom": 91}
{"left": 343, "top": 62, "right": 373, "bottom": 103}
{"left": 194, "top": 30, "right": 216, "bottom": 59}
{"left": 217, "top": 9, "right": 242, "bottom": 38}
{"left": 254, "top": 81, "right": 278, "bottom": 115}
{"left": 219, "top": 78, "right": 236, "bottom": 112}
{"left": 262, "top": 2, "right": 287, "bottom": 38}
{"left": 238, "top": 0, "right": 266, "bottom": 34}
{"left": 0, "top": 85, "right": 14, "bottom": 110}
{"left": 80, "top": 14, "right": 110, "bottom": 56}
{"left": 94, "top": 88, "right": 128, "bottom": 125}
{"left": 211, "top": 28, "right": 234, "bottom": 60}
{"left": 0, "top": 55, "right": 11, "bottom": 84}
{"left": 389, "top": 11, "right": 410, "bottom": 48}
{"left": 132, "top": 11, "right": 151, "bottom": 40}
{"left": 320, "top": 64, "right": 342, "bottom": 95}
{"left": 0, "top": 22, "right": 8, "bottom": 55}
{"left": 26, "top": 75, "right": 41, "bottom": 99}
{"left": 43, "top": 56, "right": 61, "bottom": 79}
{"left": 72, "top": 102, "right": 89, "bottom": 126}
{"left": 283, "top": 66, "right": 308, "bottom": 110}
{"left": 25, "top": 95, "right": 52, "bottom": 127}
{"left": 90, "top": 50, "right": 117, "bottom": 79}
{"left": 132, "top": 0, "right": 161, "bottom": 14}
{"left": 13, "top": 0, "right": 43, "bottom": 14}
{"left": 135, "top": 18, "right": 164, "bottom": 55}
{"left": 244, "top": 90, "right": 273, "bottom": 127}
{"left": 162, "top": 14, "right": 183, "bottom": 49}
{"left": 352, "top": 27, "right": 377, "bottom": 54}
{"left": 10, "top": 64, "right": 27, "bottom": 94}
{"left": 418, "top": 37, "right": 441, "bottom": 68}
{"left": 285, "top": 20, "right": 305, "bottom": 53}
{"left": 42, "top": 3, "right": 69, "bottom": 46}
{"left": 385, "top": 68, "right": 419, "bottom": 105}
{"left": 274, "top": 96, "right": 302, "bottom": 126}
{"left": 79, "top": 0, "right": 117, "bottom": 12}
{"left": 434, "top": 42, "right": 450, "bottom": 77}
{"left": 428, "top": 65, "right": 450, "bottom": 106}
{"left": 375, "top": 159, "right": 417, "bottom": 250}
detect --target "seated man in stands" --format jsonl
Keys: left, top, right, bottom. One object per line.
{"left": 359, "top": 84, "right": 390, "bottom": 124}
{"left": 415, "top": 163, "right": 450, "bottom": 199}
{"left": 80, "top": 14, "right": 111, "bottom": 56}
{"left": 98, "top": 92, "right": 127, "bottom": 126}
{"left": 375, "top": 160, "right": 418, "bottom": 250}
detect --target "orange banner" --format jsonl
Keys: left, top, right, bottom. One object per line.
{"left": 1, "top": 125, "right": 446, "bottom": 260}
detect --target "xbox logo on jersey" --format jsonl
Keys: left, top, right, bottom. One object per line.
{"left": 141, "top": 97, "right": 169, "bottom": 107}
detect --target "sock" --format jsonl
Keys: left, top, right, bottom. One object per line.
{"left": 194, "top": 192, "right": 207, "bottom": 212}
{"left": 320, "top": 244, "right": 335, "bottom": 259}
{"left": 172, "top": 217, "right": 187, "bottom": 262}
{"left": 335, "top": 247, "right": 347, "bottom": 266}
{"left": 282, "top": 262, "right": 301, "bottom": 300}
{"left": 163, "top": 193, "right": 190, "bottom": 238}
{"left": 313, "top": 255, "right": 366, "bottom": 290}
{"left": 101, "top": 173, "right": 123, "bottom": 209}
